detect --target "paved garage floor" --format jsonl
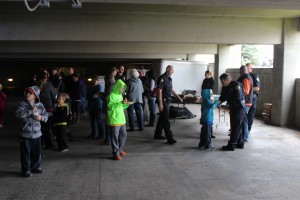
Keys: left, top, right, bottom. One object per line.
{"left": 1, "top": 97, "right": 300, "bottom": 200}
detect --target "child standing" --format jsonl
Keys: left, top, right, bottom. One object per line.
{"left": 53, "top": 93, "right": 70, "bottom": 152}
{"left": 198, "top": 89, "right": 219, "bottom": 150}
{"left": 16, "top": 86, "right": 48, "bottom": 177}
{"left": 0, "top": 83, "right": 6, "bottom": 128}
{"left": 106, "top": 79, "right": 128, "bottom": 160}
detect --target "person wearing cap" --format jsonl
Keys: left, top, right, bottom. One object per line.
{"left": 86, "top": 75, "right": 105, "bottom": 140}
{"left": 16, "top": 86, "right": 48, "bottom": 177}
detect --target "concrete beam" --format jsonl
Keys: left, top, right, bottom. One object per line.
{"left": 0, "top": 14, "right": 282, "bottom": 44}
{"left": 0, "top": 42, "right": 217, "bottom": 54}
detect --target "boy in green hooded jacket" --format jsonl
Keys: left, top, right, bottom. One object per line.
{"left": 106, "top": 79, "right": 129, "bottom": 160}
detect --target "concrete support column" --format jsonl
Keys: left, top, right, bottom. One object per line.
{"left": 272, "top": 18, "right": 300, "bottom": 126}
{"left": 214, "top": 45, "right": 241, "bottom": 93}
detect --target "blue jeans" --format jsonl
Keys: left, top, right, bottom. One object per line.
{"left": 148, "top": 98, "right": 156, "bottom": 125}
{"left": 20, "top": 136, "right": 42, "bottom": 173}
{"left": 127, "top": 103, "right": 144, "bottom": 130}
{"left": 199, "top": 124, "right": 213, "bottom": 149}
{"left": 243, "top": 106, "right": 250, "bottom": 141}
{"left": 89, "top": 108, "right": 105, "bottom": 138}
{"left": 247, "top": 94, "right": 258, "bottom": 132}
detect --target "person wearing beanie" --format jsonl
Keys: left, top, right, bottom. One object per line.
{"left": 16, "top": 86, "right": 48, "bottom": 177}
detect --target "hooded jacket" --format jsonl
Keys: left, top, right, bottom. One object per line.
{"left": 126, "top": 77, "right": 144, "bottom": 103}
{"left": 106, "top": 80, "right": 128, "bottom": 126}
{"left": 16, "top": 86, "right": 48, "bottom": 139}
{"left": 200, "top": 89, "right": 219, "bottom": 125}
{"left": 39, "top": 81, "right": 57, "bottom": 111}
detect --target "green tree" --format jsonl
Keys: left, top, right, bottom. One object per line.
{"left": 241, "top": 45, "right": 260, "bottom": 66}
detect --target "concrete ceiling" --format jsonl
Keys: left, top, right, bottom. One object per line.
{"left": 1, "top": 0, "right": 300, "bottom": 18}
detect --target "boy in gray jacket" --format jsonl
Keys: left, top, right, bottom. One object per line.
{"left": 16, "top": 86, "right": 48, "bottom": 177}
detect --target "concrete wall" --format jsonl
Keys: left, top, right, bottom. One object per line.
{"left": 153, "top": 60, "right": 208, "bottom": 95}
{"left": 272, "top": 18, "right": 300, "bottom": 126}
{"left": 296, "top": 79, "right": 300, "bottom": 127}
{"left": 226, "top": 68, "right": 273, "bottom": 116}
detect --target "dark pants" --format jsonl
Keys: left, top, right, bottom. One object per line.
{"left": 127, "top": 103, "right": 144, "bottom": 130}
{"left": 228, "top": 107, "right": 245, "bottom": 148}
{"left": 248, "top": 94, "right": 258, "bottom": 132}
{"left": 154, "top": 102, "right": 173, "bottom": 139}
{"left": 20, "top": 136, "right": 42, "bottom": 173}
{"left": 199, "top": 124, "right": 212, "bottom": 148}
{"left": 148, "top": 98, "right": 156, "bottom": 125}
{"left": 71, "top": 100, "right": 81, "bottom": 122}
{"left": 41, "top": 116, "right": 56, "bottom": 149}
{"left": 55, "top": 125, "right": 68, "bottom": 150}
{"left": 89, "top": 108, "right": 105, "bottom": 138}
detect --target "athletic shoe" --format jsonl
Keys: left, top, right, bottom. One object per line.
{"left": 120, "top": 151, "right": 126, "bottom": 156}
{"left": 22, "top": 171, "right": 32, "bottom": 177}
{"left": 32, "top": 168, "right": 44, "bottom": 174}
{"left": 114, "top": 155, "right": 122, "bottom": 160}
{"left": 154, "top": 135, "right": 166, "bottom": 140}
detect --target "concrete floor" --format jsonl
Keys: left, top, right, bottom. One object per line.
{"left": 1, "top": 97, "right": 300, "bottom": 200}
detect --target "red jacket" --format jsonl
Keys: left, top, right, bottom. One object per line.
{"left": 0, "top": 91, "right": 6, "bottom": 109}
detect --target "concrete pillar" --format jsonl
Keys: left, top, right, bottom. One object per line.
{"left": 272, "top": 18, "right": 300, "bottom": 126}
{"left": 214, "top": 45, "right": 241, "bottom": 93}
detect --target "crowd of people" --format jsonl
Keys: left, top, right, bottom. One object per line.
{"left": 11, "top": 63, "right": 260, "bottom": 177}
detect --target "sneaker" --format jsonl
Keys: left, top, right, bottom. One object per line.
{"left": 113, "top": 155, "right": 122, "bottom": 160}
{"left": 154, "top": 135, "right": 167, "bottom": 140}
{"left": 198, "top": 146, "right": 206, "bottom": 150}
{"left": 22, "top": 171, "right": 32, "bottom": 177}
{"left": 236, "top": 143, "right": 244, "bottom": 149}
{"left": 221, "top": 145, "right": 235, "bottom": 151}
{"left": 32, "top": 168, "right": 43, "bottom": 174}
{"left": 206, "top": 146, "right": 216, "bottom": 150}
{"left": 120, "top": 151, "right": 126, "bottom": 156}
{"left": 61, "top": 148, "right": 69, "bottom": 152}
{"left": 167, "top": 138, "right": 177, "bottom": 144}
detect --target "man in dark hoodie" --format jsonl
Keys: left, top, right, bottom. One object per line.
{"left": 16, "top": 86, "right": 48, "bottom": 177}
{"left": 38, "top": 72, "right": 57, "bottom": 150}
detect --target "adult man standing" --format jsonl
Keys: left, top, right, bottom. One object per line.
{"left": 237, "top": 65, "right": 253, "bottom": 142}
{"left": 246, "top": 63, "right": 260, "bottom": 133}
{"left": 115, "top": 65, "right": 126, "bottom": 83}
{"left": 86, "top": 75, "right": 105, "bottom": 139}
{"left": 219, "top": 73, "right": 245, "bottom": 151}
{"left": 154, "top": 65, "right": 183, "bottom": 144}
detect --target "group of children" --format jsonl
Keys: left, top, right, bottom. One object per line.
{"left": 16, "top": 78, "right": 128, "bottom": 177}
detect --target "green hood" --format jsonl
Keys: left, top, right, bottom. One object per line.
{"left": 106, "top": 79, "right": 128, "bottom": 126}
{"left": 112, "top": 79, "right": 127, "bottom": 95}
